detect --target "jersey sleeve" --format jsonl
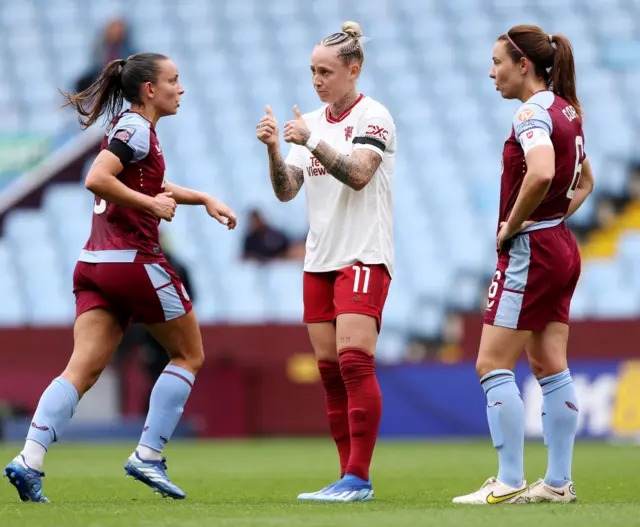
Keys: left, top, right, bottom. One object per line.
{"left": 107, "top": 114, "right": 151, "bottom": 163}
{"left": 353, "top": 105, "right": 395, "bottom": 158}
{"left": 285, "top": 144, "right": 307, "bottom": 170}
{"left": 513, "top": 103, "right": 553, "bottom": 154}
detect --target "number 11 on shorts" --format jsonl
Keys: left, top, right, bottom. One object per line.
{"left": 353, "top": 265, "right": 370, "bottom": 294}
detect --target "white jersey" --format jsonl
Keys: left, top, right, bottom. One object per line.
{"left": 286, "top": 95, "right": 396, "bottom": 276}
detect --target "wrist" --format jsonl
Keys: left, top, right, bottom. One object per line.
{"left": 305, "top": 132, "right": 320, "bottom": 152}
{"left": 142, "top": 194, "right": 155, "bottom": 211}
{"left": 506, "top": 219, "right": 519, "bottom": 233}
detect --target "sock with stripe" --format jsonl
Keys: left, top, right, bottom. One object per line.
{"left": 481, "top": 369, "right": 525, "bottom": 488}
{"left": 339, "top": 348, "right": 382, "bottom": 482}
{"left": 138, "top": 364, "right": 195, "bottom": 460}
{"left": 539, "top": 369, "right": 579, "bottom": 488}
{"left": 318, "top": 360, "right": 351, "bottom": 478}
{"left": 22, "top": 376, "right": 79, "bottom": 470}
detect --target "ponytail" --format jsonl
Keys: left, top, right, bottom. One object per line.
{"left": 61, "top": 59, "right": 126, "bottom": 129}
{"left": 60, "top": 52, "right": 168, "bottom": 129}
{"left": 549, "top": 34, "right": 582, "bottom": 118}
{"left": 501, "top": 26, "right": 582, "bottom": 118}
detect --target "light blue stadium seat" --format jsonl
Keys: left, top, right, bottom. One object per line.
{"left": 376, "top": 326, "right": 409, "bottom": 365}
{"left": 263, "top": 261, "right": 304, "bottom": 322}
{"left": 568, "top": 281, "right": 590, "bottom": 321}
{"left": 407, "top": 298, "right": 446, "bottom": 340}
{"left": 0, "top": 0, "right": 639, "bottom": 332}
{"left": 581, "top": 260, "right": 624, "bottom": 297}
{"left": 4, "top": 210, "right": 53, "bottom": 248}
{"left": 216, "top": 263, "right": 270, "bottom": 323}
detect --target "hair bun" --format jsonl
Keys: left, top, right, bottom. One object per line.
{"left": 342, "top": 21, "right": 362, "bottom": 39}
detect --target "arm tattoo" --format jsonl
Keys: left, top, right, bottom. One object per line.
{"left": 268, "top": 150, "right": 304, "bottom": 202}
{"left": 311, "top": 141, "right": 382, "bottom": 191}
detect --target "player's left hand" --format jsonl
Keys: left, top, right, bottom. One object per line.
{"left": 205, "top": 197, "right": 237, "bottom": 230}
{"left": 283, "top": 105, "right": 310, "bottom": 145}
{"left": 497, "top": 220, "right": 535, "bottom": 251}
{"left": 497, "top": 221, "right": 516, "bottom": 252}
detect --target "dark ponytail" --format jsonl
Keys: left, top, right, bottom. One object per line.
{"left": 549, "top": 34, "right": 581, "bottom": 118}
{"left": 60, "top": 52, "right": 168, "bottom": 129}
{"left": 499, "top": 25, "right": 582, "bottom": 118}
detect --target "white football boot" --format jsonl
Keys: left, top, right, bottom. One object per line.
{"left": 452, "top": 477, "right": 529, "bottom": 505}
{"left": 527, "top": 479, "right": 577, "bottom": 503}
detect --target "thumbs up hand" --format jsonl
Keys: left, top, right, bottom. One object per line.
{"left": 283, "top": 105, "right": 311, "bottom": 145}
{"left": 256, "top": 105, "right": 280, "bottom": 147}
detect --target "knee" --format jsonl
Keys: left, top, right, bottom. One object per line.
{"left": 476, "top": 358, "right": 496, "bottom": 380}
{"left": 529, "top": 357, "right": 567, "bottom": 380}
{"left": 185, "top": 348, "right": 205, "bottom": 373}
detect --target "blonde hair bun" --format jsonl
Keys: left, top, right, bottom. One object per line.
{"left": 342, "top": 21, "right": 363, "bottom": 39}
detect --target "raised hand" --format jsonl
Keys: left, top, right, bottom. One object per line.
{"left": 283, "top": 105, "right": 310, "bottom": 146}
{"left": 256, "top": 105, "right": 280, "bottom": 147}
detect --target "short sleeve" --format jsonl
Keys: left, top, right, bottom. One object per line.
{"left": 513, "top": 103, "right": 553, "bottom": 141}
{"left": 285, "top": 144, "right": 307, "bottom": 170}
{"left": 353, "top": 106, "right": 395, "bottom": 158}
{"left": 107, "top": 113, "right": 151, "bottom": 164}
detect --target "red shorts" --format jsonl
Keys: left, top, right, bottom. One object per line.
{"left": 303, "top": 262, "right": 391, "bottom": 329}
{"left": 484, "top": 224, "right": 581, "bottom": 331}
{"left": 73, "top": 261, "right": 193, "bottom": 330}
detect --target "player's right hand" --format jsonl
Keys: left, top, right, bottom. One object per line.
{"left": 256, "top": 105, "right": 279, "bottom": 147}
{"left": 150, "top": 191, "right": 177, "bottom": 222}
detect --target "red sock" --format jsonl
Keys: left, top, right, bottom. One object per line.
{"left": 318, "top": 360, "right": 350, "bottom": 478}
{"left": 339, "top": 348, "right": 382, "bottom": 481}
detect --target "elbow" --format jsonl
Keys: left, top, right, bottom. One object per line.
{"left": 351, "top": 177, "right": 372, "bottom": 192}
{"left": 85, "top": 171, "right": 107, "bottom": 195}
{"left": 275, "top": 192, "right": 293, "bottom": 203}
{"left": 85, "top": 174, "right": 99, "bottom": 193}
{"left": 586, "top": 177, "right": 595, "bottom": 195}
{"left": 534, "top": 171, "right": 554, "bottom": 188}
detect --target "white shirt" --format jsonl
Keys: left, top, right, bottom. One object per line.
{"left": 285, "top": 95, "right": 396, "bottom": 276}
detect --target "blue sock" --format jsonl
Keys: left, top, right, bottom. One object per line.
{"left": 26, "top": 377, "right": 79, "bottom": 449}
{"left": 481, "top": 369, "right": 524, "bottom": 488}
{"left": 139, "top": 364, "right": 195, "bottom": 454}
{"left": 539, "top": 369, "right": 578, "bottom": 488}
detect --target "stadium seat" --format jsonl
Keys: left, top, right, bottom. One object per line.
{"left": 0, "top": 0, "right": 638, "bottom": 332}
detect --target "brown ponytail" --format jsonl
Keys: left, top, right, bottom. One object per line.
{"left": 499, "top": 25, "right": 582, "bottom": 118}
{"left": 549, "top": 34, "right": 581, "bottom": 118}
{"left": 60, "top": 52, "right": 168, "bottom": 129}
{"left": 61, "top": 59, "right": 126, "bottom": 129}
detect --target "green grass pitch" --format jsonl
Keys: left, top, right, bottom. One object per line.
{"left": 0, "top": 439, "right": 638, "bottom": 526}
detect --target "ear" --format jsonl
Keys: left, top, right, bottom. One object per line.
{"left": 520, "top": 57, "right": 530, "bottom": 75}
{"left": 143, "top": 81, "right": 155, "bottom": 99}
{"left": 350, "top": 62, "right": 361, "bottom": 79}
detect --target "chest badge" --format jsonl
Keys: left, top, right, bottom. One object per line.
{"left": 344, "top": 126, "right": 353, "bottom": 141}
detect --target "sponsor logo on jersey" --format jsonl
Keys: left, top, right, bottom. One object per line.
{"left": 307, "top": 156, "right": 329, "bottom": 177}
{"left": 518, "top": 109, "right": 535, "bottom": 122}
{"left": 114, "top": 127, "right": 136, "bottom": 144}
{"left": 365, "top": 125, "right": 388, "bottom": 142}
{"left": 155, "top": 143, "right": 163, "bottom": 155}
{"left": 345, "top": 126, "right": 354, "bottom": 141}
